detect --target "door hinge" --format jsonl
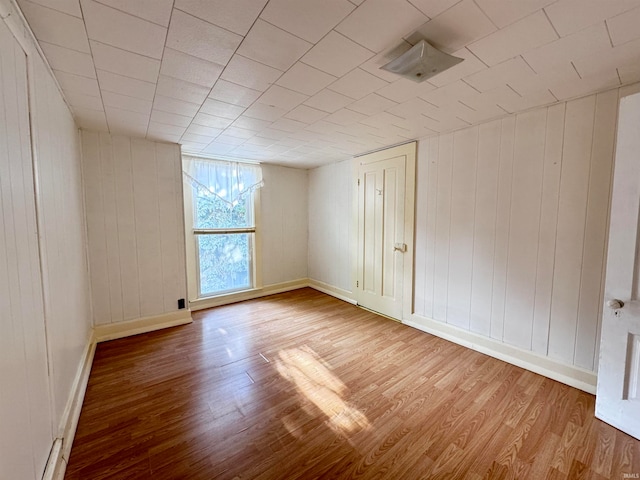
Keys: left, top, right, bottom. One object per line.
{"left": 356, "top": 280, "right": 359, "bottom": 288}
{"left": 357, "top": 178, "right": 360, "bottom": 186}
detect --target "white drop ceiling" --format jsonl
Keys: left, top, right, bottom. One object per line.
{"left": 16, "top": 0, "right": 640, "bottom": 168}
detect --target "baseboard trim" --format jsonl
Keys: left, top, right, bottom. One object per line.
{"left": 189, "top": 279, "right": 308, "bottom": 311}
{"left": 307, "top": 279, "right": 356, "bottom": 305}
{"left": 405, "top": 314, "right": 597, "bottom": 394}
{"left": 93, "top": 310, "right": 194, "bottom": 343}
{"left": 43, "top": 332, "right": 96, "bottom": 480}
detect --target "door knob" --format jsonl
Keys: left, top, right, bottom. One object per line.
{"left": 607, "top": 299, "right": 624, "bottom": 310}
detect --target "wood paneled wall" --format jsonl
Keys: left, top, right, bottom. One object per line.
{"left": 413, "top": 90, "right": 619, "bottom": 372}
{"left": 308, "top": 159, "right": 353, "bottom": 293}
{"left": 32, "top": 55, "right": 92, "bottom": 433}
{"left": 81, "top": 133, "right": 187, "bottom": 326}
{"left": 260, "top": 164, "right": 308, "bottom": 286}
{"left": 0, "top": 20, "right": 52, "bottom": 479}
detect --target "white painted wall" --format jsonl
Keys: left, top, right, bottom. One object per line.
{"left": 0, "top": 6, "right": 92, "bottom": 478}
{"left": 32, "top": 51, "right": 92, "bottom": 436}
{"left": 261, "top": 164, "right": 308, "bottom": 286}
{"left": 308, "top": 89, "right": 621, "bottom": 375}
{"left": 81, "top": 132, "right": 187, "bottom": 325}
{"left": 308, "top": 159, "right": 353, "bottom": 293}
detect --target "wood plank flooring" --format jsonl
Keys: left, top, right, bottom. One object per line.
{"left": 66, "top": 288, "right": 640, "bottom": 479}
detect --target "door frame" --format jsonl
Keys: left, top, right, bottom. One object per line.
{"left": 352, "top": 142, "right": 417, "bottom": 321}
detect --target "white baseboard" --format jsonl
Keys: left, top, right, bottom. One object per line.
{"left": 307, "top": 279, "right": 356, "bottom": 305}
{"left": 43, "top": 332, "right": 96, "bottom": 480}
{"left": 189, "top": 279, "right": 308, "bottom": 311}
{"left": 93, "top": 310, "right": 193, "bottom": 343}
{"left": 405, "top": 314, "right": 597, "bottom": 394}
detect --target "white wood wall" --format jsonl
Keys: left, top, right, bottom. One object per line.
{"left": 261, "top": 164, "right": 308, "bottom": 286}
{"left": 308, "top": 159, "right": 353, "bottom": 292}
{"left": 414, "top": 89, "right": 619, "bottom": 372}
{"left": 82, "top": 132, "right": 187, "bottom": 325}
{"left": 0, "top": 19, "right": 52, "bottom": 479}
{"left": 32, "top": 54, "right": 93, "bottom": 434}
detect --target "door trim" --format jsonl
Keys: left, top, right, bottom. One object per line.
{"left": 352, "top": 142, "right": 417, "bottom": 321}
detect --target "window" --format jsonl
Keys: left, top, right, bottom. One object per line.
{"left": 183, "top": 156, "right": 262, "bottom": 299}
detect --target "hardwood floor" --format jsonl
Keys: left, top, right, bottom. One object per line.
{"left": 66, "top": 288, "right": 640, "bottom": 479}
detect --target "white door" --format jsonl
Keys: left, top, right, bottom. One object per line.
{"left": 596, "top": 91, "right": 640, "bottom": 440}
{"left": 356, "top": 143, "right": 416, "bottom": 320}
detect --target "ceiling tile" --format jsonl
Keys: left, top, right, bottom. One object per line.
{"left": 237, "top": 19, "right": 312, "bottom": 71}
{"left": 214, "top": 134, "right": 245, "bottom": 145}
{"left": 155, "top": 75, "right": 210, "bottom": 104}
{"left": 304, "top": 89, "right": 354, "bottom": 112}
{"left": 522, "top": 23, "right": 611, "bottom": 74}
{"left": 619, "top": 63, "right": 640, "bottom": 84}
{"left": 181, "top": 142, "right": 208, "bottom": 153}
{"left": 185, "top": 124, "right": 223, "bottom": 137}
{"left": 232, "top": 115, "right": 273, "bottom": 131}
{"left": 607, "top": 6, "right": 640, "bottom": 46}
{"left": 428, "top": 48, "right": 487, "bottom": 86}
{"left": 160, "top": 48, "right": 223, "bottom": 87}
{"left": 209, "top": 80, "right": 262, "bottom": 108}
{"left": 468, "top": 11, "right": 558, "bottom": 66}
{"left": 497, "top": 88, "right": 556, "bottom": 113}
{"left": 220, "top": 55, "right": 283, "bottom": 92}
{"left": 102, "top": 91, "right": 152, "bottom": 114}
{"left": 419, "top": 79, "right": 479, "bottom": 106}
{"left": 147, "top": 122, "right": 186, "bottom": 136}
{"left": 81, "top": 0, "right": 166, "bottom": 59}
{"left": 243, "top": 103, "right": 288, "bottom": 122}
{"left": 465, "top": 57, "right": 534, "bottom": 92}
{"left": 200, "top": 98, "right": 246, "bottom": 119}
{"left": 375, "top": 78, "right": 435, "bottom": 103}
{"left": 94, "top": 0, "right": 173, "bottom": 26}
{"left": 408, "top": 0, "right": 462, "bottom": 18}
{"left": 153, "top": 95, "right": 201, "bottom": 116}
{"left": 19, "top": 0, "right": 90, "bottom": 52}
{"left": 222, "top": 126, "right": 255, "bottom": 139}
{"left": 270, "top": 117, "right": 307, "bottom": 133}
{"left": 325, "top": 108, "right": 367, "bottom": 125}
{"left": 40, "top": 42, "right": 96, "bottom": 78}
{"left": 182, "top": 133, "right": 216, "bottom": 144}
{"left": 285, "top": 105, "right": 329, "bottom": 123}
{"left": 572, "top": 37, "right": 640, "bottom": 79}
{"left": 549, "top": 70, "right": 620, "bottom": 100}
{"left": 346, "top": 93, "right": 397, "bottom": 115}
{"left": 193, "top": 112, "right": 235, "bottom": 129}
{"left": 257, "top": 85, "right": 308, "bottom": 110}
{"left": 174, "top": 0, "right": 267, "bottom": 36}
{"left": 410, "top": 0, "right": 496, "bottom": 53}
{"left": 275, "top": 63, "right": 337, "bottom": 96}
{"left": 544, "top": 0, "right": 640, "bottom": 37}
{"left": 336, "top": 0, "right": 428, "bottom": 53}
{"left": 507, "top": 62, "right": 579, "bottom": 96}
{"left": 328, "top": 68, "right": 388, "bottom": 99}
{"left": 90, "top": 40, "right": 160, "bottom": 82}
{"left": 244, "top": 136, "right": 276, "bottom": 146}
{"left": 300, "top": 31, "right": 374, "bottom": 77}
{"left": 474, "top": 0, "right": 555, "bottom": 28}
{"left": 73, "top": 106, "right": 108, "bottom": 130}
{"left": 261, "top": 0, "right": 355, "bottom": 43}
{"left": 20, "top": 0, "right": 81, "bottom": 17}
{"left": 201, "top": 143, "right": 237, "bottom": 155}
{"left": 65, "top": 91, "right": 103, "bottom": 110}
{"left": 166, "top": 9, "right": 242, "bottom": 65}
{"left": 54, "top": 70, "right": 101, "bottom": 96}
{"left": 105, "top": 106, "right": 149, "bottom": 126}
{"left": 97, "top": 69, "right": 156, "bottom": 100}
{"left": 150, "top": 109, "right": 193, "bottom": 127}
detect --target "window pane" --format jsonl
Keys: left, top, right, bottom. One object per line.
{"left": 193, "top": 189, "right": 253, "bottom": 229}
{"left": 197, "top": 233, "right": 251, "bottom": 296}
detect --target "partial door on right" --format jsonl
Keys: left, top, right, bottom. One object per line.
{"left": 596, "top": 90, "right": 640, "bottom": 440}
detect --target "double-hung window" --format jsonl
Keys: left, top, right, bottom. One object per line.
{"left": 183, "top": 156, "right": 262, "bottom": 299}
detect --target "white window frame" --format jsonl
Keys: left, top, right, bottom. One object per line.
{"left": 183, "top": 161, "right": 262, "bottom": 305}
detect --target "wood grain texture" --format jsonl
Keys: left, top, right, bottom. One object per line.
{"left": 66, "top": 289, "right": 640, "bottom": 479}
